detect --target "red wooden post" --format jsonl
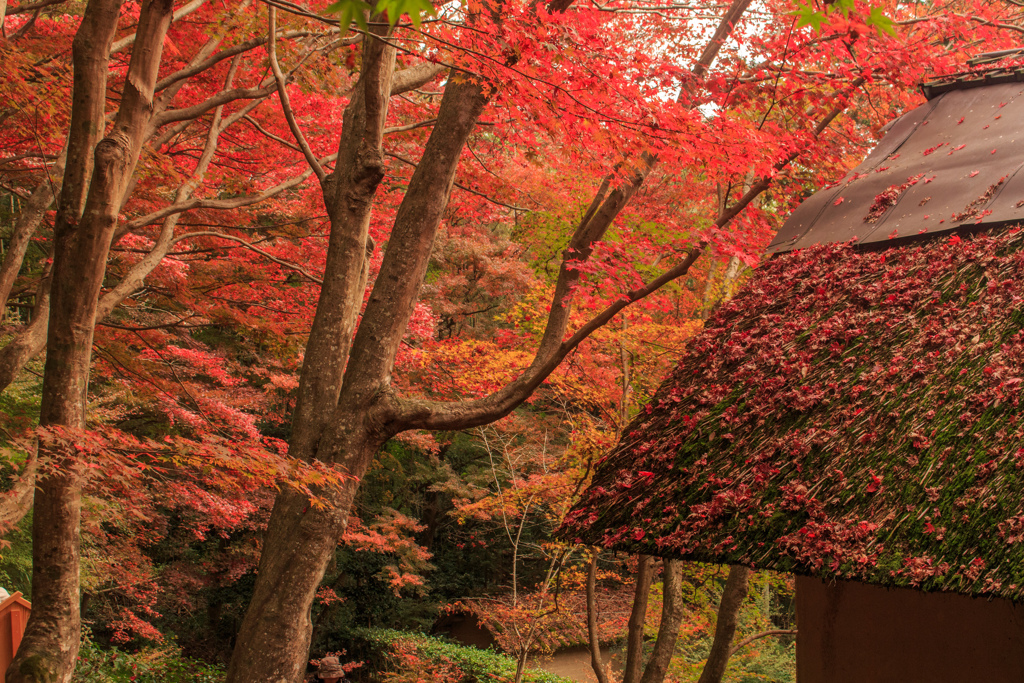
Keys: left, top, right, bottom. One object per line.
{"left": 0, "top": 592, "right": 31, "bottom": 682}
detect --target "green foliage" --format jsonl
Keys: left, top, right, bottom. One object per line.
{"left": 325, "top": 0, "right": 435, "bottom": 32}
{"left": 0, "top": 512, "right": 33, "bottom": 597}
{"left": 365, "top": 629, "right": 575, "bottom": 683}
{"left": 792, "top": 0, "right": 895, "bottom": 36}
{"left": 75, "top": 638, "right": 225, "bottom": 683}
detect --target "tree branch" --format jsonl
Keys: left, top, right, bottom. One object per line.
{"left": 394, "top": 245, "right": 702, "bottom": 431}
{"left": 392, "top": 73, "right": 863, "bottom": 433}
{"left": 110, "top": 0, "right": 206, "bottom": 54}
{"left": 390, "top": 61, "right": 447, "bottom": 95}
{"left": 122, "top": 154, "right": 333, "bottom": 231}
{"left": 2, "top": 0, "right": 65, "bottom": 16}
{"left": 268, "top": 5, "right": 326, "bottom": 182}
{"left": 152, "top": 84, "right": 279, "bottom": 127}
{"left": 385, "top": 150, "right": 529, "bottom": 211}
{"left": 729, "top": 629, "right": 797, "bottom": 656}
{"left": 172, "top": 232, "right": 323, "bottom": 283}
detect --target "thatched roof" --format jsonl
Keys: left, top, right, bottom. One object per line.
{"left": 561, "top": 228, "right": 1024, "bottom": 600}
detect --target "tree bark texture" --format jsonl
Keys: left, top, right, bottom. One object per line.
{"left": 587, "top": 551, "right": 611, "bottom": 683}
{"left": 623, "top": 555, "right": 655, "bottom": 683}
{"left": 638, "top": 559, "right": 685, "bottom": 683}
{"left": 8, "top": 0, "right": 175, "bottom": 680}
{"left": 696, "top": 565, "right": 752, "bottom": 683}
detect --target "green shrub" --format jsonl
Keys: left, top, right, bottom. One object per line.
{"left": 365, "top": 629, "right": 574, "bottom": 683}
{"left": 75, "top": 639, "right": 224, "bottom": 683}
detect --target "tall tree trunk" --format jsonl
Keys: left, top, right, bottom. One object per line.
{"left": 7, "top": 0, "right": 175, "bottom": 679}
{"left": 225, "top": 23, "right": 491, "bottom": 678}
{"left": 226, "top": 20, "right": 398, "bottom": 682}
{"left": 5, "top": 0, "right": 121, "bottom": 679}
{"left": 696, "top": 565, "right": 752, "bottom": 683}
{"left": 587, "top": 550, "right": 610, "bottom": 683}
{"left": 638, "top": 559, "right": 685, "bottom": 683}
{"left": 623, "top": 555, "right": 655, "bottom": 683}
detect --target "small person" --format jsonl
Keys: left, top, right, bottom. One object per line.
{"left": 314, "top": 655, "right": 345, "bottom": 683}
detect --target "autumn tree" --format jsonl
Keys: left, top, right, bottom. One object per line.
{"left": 225, "top": 1, "right": 1024, "bottom": 680}
{"left": 0, "top": 1, "right": 437, "bottom": 678}
{"left": 3, "top": 0, "right": 1024, "bottom": 681}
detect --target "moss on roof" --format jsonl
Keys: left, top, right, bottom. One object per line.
{"left": 562, "top": 228, "right": 1024, "bottom": 600}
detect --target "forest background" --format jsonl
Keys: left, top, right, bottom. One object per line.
{"left": 0, "top": 0, "right": 1022, "bottom": 681}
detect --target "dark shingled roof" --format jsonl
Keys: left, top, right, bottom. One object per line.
{"left": 768, "top": 78, "right": 1024, "bottom": 253}
{"left": 561, "top": 229, "right": 1024, "bottom": 599}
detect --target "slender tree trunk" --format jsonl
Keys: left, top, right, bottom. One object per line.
{"left": 587, "top": 550, "right": 611, "bottom": 683}
{"left": 0, "top": 150, "right": 64, "bottom": 310}
{"left": 638, "top": 559, "right": 685, "bottom": 683}
{"left": 5, "top": 0, "right": 121, "bottom": 678}
{"left": 700, "top": 255, "right": 742, "bottom": 320}
{"left": 696, "top": 565, "right": 752, "bottom": 683}
{"left": 623, "top": 555, "right": 655, "bottom": 683}
{"left": 0, "top": 278, "right": 49, "bottom": 390}
{"left": 7, "top": 0, "right": 175, "bottom": 680}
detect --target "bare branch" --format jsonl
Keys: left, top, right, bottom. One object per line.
{"left": 3, "top": 0, "right": 65, "bottom": 16}
{"left": 242, "top": 114, "right": 300, "bottom": 150}
{"left": 260, "top": 0, "right": 341, "bottom": 27}
{"left": 110, "top": 0, "right": 206, "bottom": 54}
{"left": 0, "top": 445, "right": 37, "bottom": 535}
{"left": 123, "top": 154, "right": 333, "bottom": 231}
{"left": 383, "top": 117, "right": 437, "bottom": 134}
{"left": 0, "top": 148, "right": 65, "bottom": 308}
{"left": 897, "top": 12, "right": 1024, "bottom": 34}
{"left": 729, "top": 629, "right": 797, "bottom": 656}
{"left": 268, "top": 5, "right": 326, "bottom": 182}
{"left": 172, "top": 231, "right": 323, "bottom": 283}
{"left": 155, "top": 30, "right": 344, "bottom": 92}
{"left": 393, "top": 246, "right": 702, "bottom": 431}
{"left": 386, "top": 150, "right": 529, "bottom": 211}
{"left": 390, "top": 61, "right": 447, "bottom": 95}
{"left": 152, "top": 84, "right": 279, "bottom": 127}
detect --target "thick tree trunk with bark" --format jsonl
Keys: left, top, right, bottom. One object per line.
{"left": 225, "top": 22, "right": 398, "bottom": 682}
{"left": 696, "top": 565, "right": 752, "bottom": 683}
{"left": 638, "top": 559, "right": 685, "bottom": 683}
{"left": 7, "top": 0, "right": 175, "bottom": 680}
{"left": 623, "top": 555, "right": 655, "bottom": 683}
{"left": 226, "top": 430, "right": 381, "bottom": 683}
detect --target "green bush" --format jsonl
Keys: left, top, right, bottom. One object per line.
{"left": 75, "top": 639, "right": 224, "bottom": 683}
{"left": 365, "top": 628, "right": 575, "bottom": 683}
